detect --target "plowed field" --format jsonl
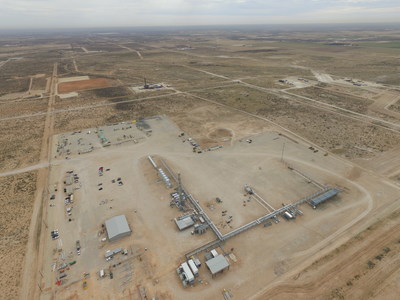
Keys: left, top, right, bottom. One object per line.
{"left": 58, "top": 78, "right": 109, "bottom": 93}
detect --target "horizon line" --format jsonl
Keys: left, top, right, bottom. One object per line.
{"left": 1, "top": 21, "right": 400, "bottom": 33}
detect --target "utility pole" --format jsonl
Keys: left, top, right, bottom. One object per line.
{"left": 281, "top": 142, "right": 286, "bottom": 162}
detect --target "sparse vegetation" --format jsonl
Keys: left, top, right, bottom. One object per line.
{"left": 0, "top": 171, "right": 37, "bottom": 300}
{"left": 1, "top": 27, "right": 400, "bottom": 300}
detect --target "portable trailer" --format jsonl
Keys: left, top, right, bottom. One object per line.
{"left": 180, "top": 262, "right": 195, "bottom": 285}
{"left": 188, "top": 259, "right": 199, "bottom": 277}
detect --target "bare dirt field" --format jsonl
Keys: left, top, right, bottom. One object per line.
{"left": 58, "top": 78, "right": 110, "bottom": 94}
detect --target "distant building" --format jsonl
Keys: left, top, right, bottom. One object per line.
{"left": 105, "top": 215, "right": 132, "bottom": 242}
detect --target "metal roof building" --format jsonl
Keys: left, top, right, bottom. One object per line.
{"left": 105, "top": 215, "right": 132, "bottom": 242}
{"left": 174, "top": 216, "right": 194, "bottom": 231}
{"left": 205, "top": 254, "right": 230, "bottom": 277}
{"left": 309, "top": 188, "right": 340, "bottom": 209}
{"left": 104, "top": 248, "right": 122, "bottom": 259}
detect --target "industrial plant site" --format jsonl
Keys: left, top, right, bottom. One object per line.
{"left": 44, "top": 113, "right": 354, "bottom": 299}
{"left": 1, "top": 26, "right": 400, "bottom": 300}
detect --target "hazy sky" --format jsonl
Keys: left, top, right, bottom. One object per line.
{"left": 0, "top": 0, "right": 399, "bottom": 29}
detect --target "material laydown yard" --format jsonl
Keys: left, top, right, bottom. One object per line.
{"left": 57, "top": 78, "right": 110, "bottom": 94}
{"left": 0, "top": 27, "right": 400, "bottom": 300}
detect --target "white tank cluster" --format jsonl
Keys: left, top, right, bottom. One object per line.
{"left": 158, "top": 168, "right": 172, "bottom": 188}
{"left": 148, "top": 156, "right": 172, "bottom": 188}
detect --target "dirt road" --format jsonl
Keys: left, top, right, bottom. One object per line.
{"left": 0, "top": 58, "right": 11, "bottom": 69}
{"left": 72, "top": 59, "right": 79, "bottom": 72}
{"left": 0, "top": 162, "right": 50, "bottom": 177}
{"left": 19, "top": 63, "right": 57, "bottom": 300}
{"left": 117, "top": 44, "right": 143, "bottom": 59}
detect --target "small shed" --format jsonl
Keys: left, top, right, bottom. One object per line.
{"left": 105, "top": 215, "right": 132, "bottom": 242}
{"left": 205, "top": 254, "right": 230, "bottom": 277}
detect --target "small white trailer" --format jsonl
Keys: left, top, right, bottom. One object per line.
{"left": 188, "top": 259, "right": 199, "bottom": 277}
